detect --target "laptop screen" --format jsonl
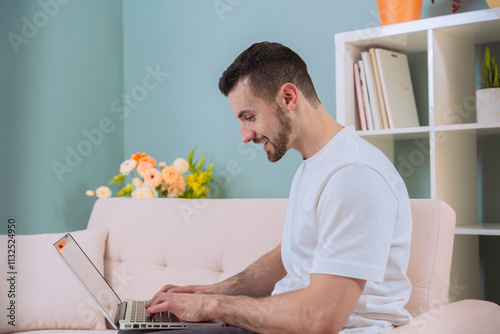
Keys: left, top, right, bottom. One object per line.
{"left": 53, "top": 233, "right": 121, "bottom": 325}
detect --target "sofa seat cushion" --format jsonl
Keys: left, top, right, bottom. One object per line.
{"left": 0, "top": 228, "right": 108, "bottom": 333}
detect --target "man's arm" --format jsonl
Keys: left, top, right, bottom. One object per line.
{"left": 147, "top": 273, "right": 365, "bottom": 334}
{"left": 146, "top": 242, "right": 285, "bottom": 308}
{"left": 216, "top": 241, "right": 286, "bottom": 297}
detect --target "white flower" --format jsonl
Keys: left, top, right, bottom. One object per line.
{"left": 95, "top": 186, "right": 112, "bottom": 198}
{"left": 173, "top": 158, "right": 189, "bottom": 174}
{"left": 131, "top": 185, "right": 158, "bottom": 199}
{"left": 86, "top": 190, "right": 95, "bottom": 197}
{"left": 120, "top": 159, "right": 137, "bottom": 175}
{"left": 132, "top": 177, "right": 143, "bottom": 187}
{"left": 158, "top": 161, "right": 167, "bottom": 168}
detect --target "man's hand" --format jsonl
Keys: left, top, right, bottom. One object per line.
{"left": 145, "top": 283, "right": 218, "bottom": 310}
{"left": 144, "top": 242, "right": 286, "bottom": 328}
{"left": 144, "top": 274, "right": 365, "bottom": 334}
{"left": 146, "top": 291, "right": 218, "bottom": 322}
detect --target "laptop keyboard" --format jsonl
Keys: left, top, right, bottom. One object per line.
{"left": 130, "top": 301, "right": 180, "bottom": 323}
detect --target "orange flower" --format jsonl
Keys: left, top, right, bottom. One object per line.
{"left": 144, "top": 168, "right": 162, "bottom": 188}
{"left": 161, "top": 166, "right": 180, "bottom": 185}
{"left": 137, "top": 161, "right": 154, "bottom": 177}
{"left": 130, "top": 152, "right": 156, "bottom": 168}
{"left": 130, "top": 152, "right": 146, "bottom": 163}
{"left": 167, "top": 175, "right": 186, "bottom": 197}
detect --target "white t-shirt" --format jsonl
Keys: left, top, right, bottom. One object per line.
{"left": 272, "top": 126, "right": 412, "bottom": 333}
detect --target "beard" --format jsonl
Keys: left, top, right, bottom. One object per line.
{"left": 265, "top": 105, "right": 292, "bottom": 163}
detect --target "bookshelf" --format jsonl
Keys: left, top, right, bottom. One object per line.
{"left": 335, "top": 8, "right": 500, "bottom": 302}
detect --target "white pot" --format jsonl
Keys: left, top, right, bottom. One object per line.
{"left": 476, "top": 88, "right": 500, "bottom": 123}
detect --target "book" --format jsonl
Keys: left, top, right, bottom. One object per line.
{"left": 374, "top": 48, "right": 420, "bottom": 128}
{"left": 369, "top": 47, "right": 389, "bottom": 129}
{"left": 361, "top": 51, "right": 381, "bottom": 130}
{"left": 358, "top": 60, "right": 374, "bottom": 130}
{"left": 353, "top": 62, "right": 367, "bottom": 131}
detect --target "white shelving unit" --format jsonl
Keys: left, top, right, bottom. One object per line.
{"left": 335, "top": 8, "right": 500, "bottom": 301}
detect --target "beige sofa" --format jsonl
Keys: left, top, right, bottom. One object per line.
{"left": 1, "top": 198, "right": 499, "bottom": 333}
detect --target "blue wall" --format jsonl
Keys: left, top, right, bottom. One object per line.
{"left": 0, "top": 0, "right": 124, "bottom": 234}
{"left": 121, "top": 0, "right": 488, "bottom": 199}
{"left": 121, "top": 0, "right": 379, "bottom": 199}
{"left": 1, "top": 0, "right": 489, "bottom": 234}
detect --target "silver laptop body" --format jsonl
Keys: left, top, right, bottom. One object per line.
{"left": 52, "top": 233, "right": 225, "bottom": 330}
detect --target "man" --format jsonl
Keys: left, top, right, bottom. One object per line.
{"left": 146, "top": 42, "right": 412, "bottom": 333}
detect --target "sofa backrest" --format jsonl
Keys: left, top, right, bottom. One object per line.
{"left": 86, "top": 198, "right": 288, "bottom": 299}
{"left": 86, "top": 198, "right": 456, "bottom": 318}
{"left": 405, "top": 199, "right": 456, "bottom": 317}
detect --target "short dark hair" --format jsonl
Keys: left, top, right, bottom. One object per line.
{"left": 218, "top": 42, "right": 320, "bottom": 107}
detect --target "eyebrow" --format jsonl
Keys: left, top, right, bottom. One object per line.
{"left": 237, "top": 109, "right": 253, "bottom": 120}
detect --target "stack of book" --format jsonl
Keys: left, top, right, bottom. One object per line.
{"left": 353, "top": 48, "right": 420, "bottom": 131}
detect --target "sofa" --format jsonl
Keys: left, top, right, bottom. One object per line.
{"left": 1, "top": 198, "right": 499, "bottom": 333}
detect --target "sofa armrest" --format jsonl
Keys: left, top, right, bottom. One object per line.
{"left": 388, "top": 299, "right": 500, "bottom": 334}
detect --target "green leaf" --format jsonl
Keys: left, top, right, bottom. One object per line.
{"left": 117, "top": 184, "right": 133, "bottom": 197}
{"left": 109, "top": 173, "right": 126, "bottom": 185}
{"left": 196, "top": 156, "right": 205, "bottom": 172}
{"left": 481, "top": 46, "right": 499, "bottom": 89}
{"left": 188, "top": 145, "right": 200, "bottom": 173}
{"left": 493, "top": 57, "right": 499, "bottom": 87}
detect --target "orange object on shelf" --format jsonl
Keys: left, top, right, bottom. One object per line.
{"left": 377, "top": 0, "right": 423, "bottom": 26}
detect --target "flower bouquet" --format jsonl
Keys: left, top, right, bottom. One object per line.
{"left": 87, "top": 147, "right": 213, "bottom": 199}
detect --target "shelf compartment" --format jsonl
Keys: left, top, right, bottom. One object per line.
{"left": 436, "top": 19, "right": 500, "bottom": 45}
{"left": 336, "top": 32, "right": 429, "bottom": 130}
{"left": 394, "top": 137, "right": 431, "bottom": 199}
{"left": 360, "top": 132, "right": 432, "bottom": 199}
{"left": 477, "top": 134, "right": 500, "bottom": 226}
{"left": 434, "top": 130, "right": 478, "bottom": 223}
{"left": 431, "top": 29, "right": 476, "bottom": 126}
{"left": 343, "top": 31, "right": 428, "bottom": 55}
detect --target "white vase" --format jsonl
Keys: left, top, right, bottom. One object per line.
{"left": 476, "top": 88, "right": 500, "bottom": 123}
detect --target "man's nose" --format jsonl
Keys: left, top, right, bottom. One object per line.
{"left": 241, "top": 126, "right": 255, "bottom": 144}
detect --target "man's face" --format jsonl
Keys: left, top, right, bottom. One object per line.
{"left": 228, "top": 80, "right": 292, "bottom": 162}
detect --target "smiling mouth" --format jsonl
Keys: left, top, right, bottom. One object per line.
{"left": 253, "top": 137, "right": 270, "bottom": 150}
{"left": 263, "top": 139, "right": 269, "bottom": 150}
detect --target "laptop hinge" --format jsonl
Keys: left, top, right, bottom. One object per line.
{"left": 116, "top": 302, "right": 127, "bottom": 324}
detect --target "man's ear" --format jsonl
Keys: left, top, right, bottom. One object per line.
{"left": 279, "top": 83, "right": 298, "bottom": 111}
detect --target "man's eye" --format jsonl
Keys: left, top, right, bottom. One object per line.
{"left": 245, "top": 116, "right": 254, "bottom": 121}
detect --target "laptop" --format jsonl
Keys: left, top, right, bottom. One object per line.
{"left": 52, "top": 233, "right": 225, "bottom": 330}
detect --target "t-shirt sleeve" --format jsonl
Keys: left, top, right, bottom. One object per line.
{"left": 311, "top": 162, "right": 398, "bottom": 283}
